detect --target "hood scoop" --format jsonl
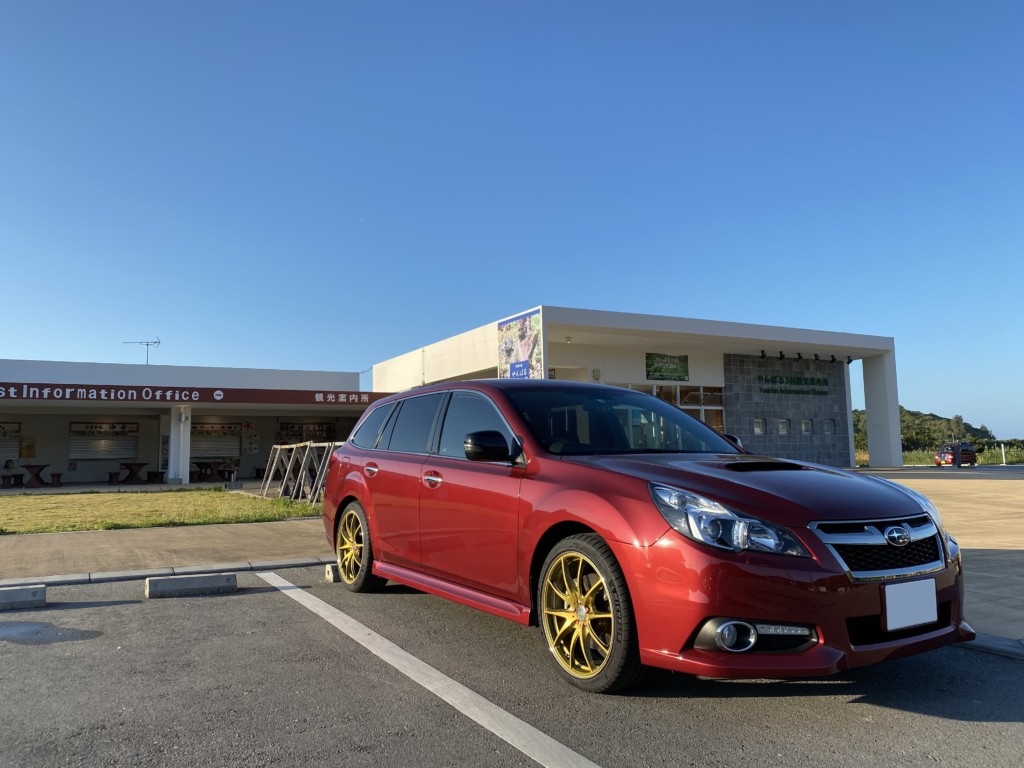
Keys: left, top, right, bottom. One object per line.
{"left": 722, "top": 461, "right": 806, "bottom": 472}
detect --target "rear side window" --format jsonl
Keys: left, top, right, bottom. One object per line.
{"left": 348, "top": 402, "right": 396, "bottom": 449}
{"left": 438, "top": 392, "right": 512, "bottom": 458}
{"left": 386, "top": 393, "right": 445, "bottom": 454}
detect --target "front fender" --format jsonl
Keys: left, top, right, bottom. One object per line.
{"left": 518, "top": 469, "right": 669, "bottom": 615}
{"left": 520, "top": 461, "right": 670, "bottom": 548}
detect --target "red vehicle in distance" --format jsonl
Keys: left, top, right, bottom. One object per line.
{"left": 935, "top": 442, "right": 977, "bottom": 467}
{"left": 323, "top": 380, "right": 974, "bottom": 693}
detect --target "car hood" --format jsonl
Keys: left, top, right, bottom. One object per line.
{"left": 562, "top": 453, "right": 924, "bottom": 527}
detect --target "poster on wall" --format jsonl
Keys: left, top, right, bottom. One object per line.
{"left": 277, "top": 423, "right": 335, "bottom": 443}
{"left": 70, "top": 423, "right": 138, "bottom": 435}
{"left": 498, "top": 309, "right": 544, "bottom": 379}
{"left": 645, "top": 353, "right": 689, "bottom": 381}
{"left": 191, "top": 423, "right": 241, "bottom": 437}
{"left": 0, "top": 422, "right": 20, "bottom": 461}
{"left": 243, "top": 421, "right": 260, "bottom": 455}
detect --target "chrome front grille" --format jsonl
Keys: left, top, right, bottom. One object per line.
{"left": 809, "top": 514, "right": 946, "bottom": 581}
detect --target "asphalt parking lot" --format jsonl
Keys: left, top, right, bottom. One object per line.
{"left": 3, "top": 565, "right": 1024, "bottom": 768}
{"left": 2, "top": 467, "right": 1023, "bottom": 767}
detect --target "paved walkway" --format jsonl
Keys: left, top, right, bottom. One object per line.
{"left": 1, "top": 467, "right": 1022, "bottom": 660}
{"left": 0, "top": 517, "right": 333, "bottom": 580}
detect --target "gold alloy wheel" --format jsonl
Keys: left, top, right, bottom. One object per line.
{"left": 336, "top": 508, "right": 365, "bottom": 584}
{"left": 540, "top": 551, "right": 614, "bottom": 679}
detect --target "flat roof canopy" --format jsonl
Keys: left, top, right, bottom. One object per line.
{"left": 538, "top": 306, "right": 894, "bottom": 360}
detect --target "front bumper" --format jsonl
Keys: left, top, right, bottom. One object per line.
{"left": 618, "top": 535, "right": 975, "bottom": 679}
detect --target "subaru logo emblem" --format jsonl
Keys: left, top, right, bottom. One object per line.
{"left": 884, "top": 526, "right": 911, "bottom": 547}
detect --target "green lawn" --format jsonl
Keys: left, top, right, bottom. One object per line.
{"left": 0, "top": 488, "right": 316, "bottom": 535}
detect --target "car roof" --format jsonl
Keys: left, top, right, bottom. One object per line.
{"left": 398, "top": 378, "right": 627, "bottom": 396}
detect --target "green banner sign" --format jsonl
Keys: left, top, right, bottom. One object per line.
{"left": 646, "top": 353, "right": 689, "bottom": 382}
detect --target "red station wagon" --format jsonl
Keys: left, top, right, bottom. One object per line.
{"left": 322, "top": 380, "right": 974, "bottom": 692}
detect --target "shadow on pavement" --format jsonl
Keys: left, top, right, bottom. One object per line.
{"left": 632, "top": 646, "right": 1023, "bottom": 724}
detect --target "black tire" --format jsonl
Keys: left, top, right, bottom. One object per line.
{"left": 537, "top": 533, "right": 644, "bottom": 693}
{"left": 335, "top": 501, "right": 387, "bottom": 593}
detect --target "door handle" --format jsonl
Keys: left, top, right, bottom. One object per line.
{"left": 364, "top": 464, "right": 379, "bottom": 477}
{"left": 423, "top": 472, "right": 443, "bottom": 487}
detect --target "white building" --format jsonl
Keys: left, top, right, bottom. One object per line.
{"left": 0, "top": 306, "right": 903, "bottom": 487}
{"left": 373, "top": 306, "right": 902, "bottom": 467}
{"left": 0, "top": 359, "right": 379, "bottom": 486}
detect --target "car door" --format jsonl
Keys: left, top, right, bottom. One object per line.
{"left": 418, "top": 390, "right": 523, "bottom": 601}
{"left": 367, "top": 392, "right": 445, "bottom": 569}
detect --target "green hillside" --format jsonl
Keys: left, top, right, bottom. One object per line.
{"left": 852, "top": 407, "right": 1004, "bottom": 453}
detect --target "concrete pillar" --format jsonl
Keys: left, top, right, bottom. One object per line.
{"left": 168, "top": 406, "right": 192, "bottom": 484}
{"left": 863, "top": 351, "right": 903, "bottom": 467}
{"left": 843, "top": 363, "right": 856, "bottom": 467}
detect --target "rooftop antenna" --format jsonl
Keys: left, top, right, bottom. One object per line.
{"left": 123, "top": 338, "right": 160, "bottom": 365}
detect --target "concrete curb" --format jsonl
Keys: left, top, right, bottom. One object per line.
{"left": 3, "top": 559, "right": 1022, "bottom": 662}
{"left": 0, "top": 555, "right": 335, "bottom": 589}
{"left": 964, "top": 632, "right": 1024, "bottom": 661}
{"left": 92, "top": 567, "right": 175, "bottom": 584}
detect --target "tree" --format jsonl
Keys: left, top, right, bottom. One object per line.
{"left": 852, "top": 407, "right": 1007, "bottom": 452}
{"left": 951, "top": 415, "right": 965, "bottom": 440}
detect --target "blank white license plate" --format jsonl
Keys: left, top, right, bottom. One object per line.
{"left": 884, "top": 578, "right": 937, "bottom": 631}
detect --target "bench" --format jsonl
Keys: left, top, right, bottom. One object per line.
{"left": 146, "top": 470, "right": 166, "bottom": 484}
{"left": 2, "top": 474, "right": 25, "bottom": 489}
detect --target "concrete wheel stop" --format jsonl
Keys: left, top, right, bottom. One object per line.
{"left": 0, "top": 584, "right": 47, "bottom": 610}
{"left": 144, "top": 573, "right": 238, "bottom": 599}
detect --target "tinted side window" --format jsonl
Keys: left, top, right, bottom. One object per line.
{"left": 348, "top": 402, "right": 396, "bottom": 449}
{"left": 386, "top": 393, "right": 445, "bottom": 454}
{"left": 504, "top": 387, "right": 736, "bottom": 455}
{"left": 439, "top": 392, "right": 512, "bottom": 458}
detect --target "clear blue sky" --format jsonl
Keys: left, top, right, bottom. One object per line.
{"left": 1, "top": 2, "right": 1022, "bottom": 437}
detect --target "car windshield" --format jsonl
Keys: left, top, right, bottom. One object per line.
{"left": 503, "top": 386, "right": 740, "bottom": 456}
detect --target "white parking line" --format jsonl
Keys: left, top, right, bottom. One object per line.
{"left": 257, "top": 572, "right": 601, "bottom": 768}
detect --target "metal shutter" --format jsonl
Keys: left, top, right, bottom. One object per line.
{"left": 68, "top": 435, "right": 139, "bottom": 460}
{"left": 190, "top": 435, "right": 241, "bottom": 458}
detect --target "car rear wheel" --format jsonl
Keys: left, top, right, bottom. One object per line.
{"left": 538, "top": 534, "right": 643, "bottom": 693}
{"left": 336, "top": 501, "right": 387, "bottom": 592}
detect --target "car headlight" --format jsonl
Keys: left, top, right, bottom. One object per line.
{"left": 649, "top": 484, "right": 809, "bottom": 557}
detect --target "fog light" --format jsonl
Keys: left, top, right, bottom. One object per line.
{"left": 720, "top": 623, "right": 737, "bottom": 647}
{"left": 714, "top": 620, "right": 757, "bottom": 653}
{"left": 754, "top": 623, "right": 811, "bottom": 637}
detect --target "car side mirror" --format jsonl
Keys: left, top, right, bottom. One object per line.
{"left": 723, "top": 434, "right": 743, "bottom": 448}
{"left": 464, "top": 431, "right": 513, "bottom": 462}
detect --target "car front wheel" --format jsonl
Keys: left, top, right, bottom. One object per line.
{"left": 538, "top": 533, "right": 643, "bottom": 693}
